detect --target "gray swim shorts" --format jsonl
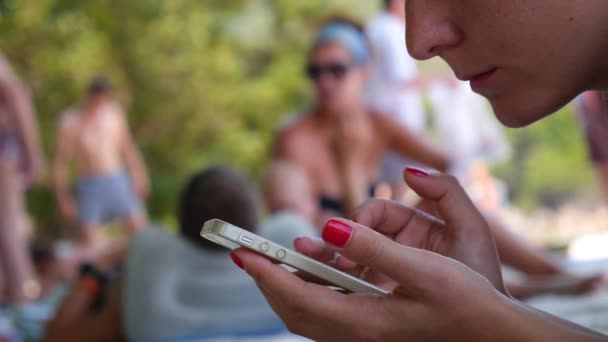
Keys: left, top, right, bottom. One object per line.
{"left": 76, "top": 171, "right": 144, "bottom": 226}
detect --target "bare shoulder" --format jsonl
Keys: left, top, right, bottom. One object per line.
{"left": 107, "top": 101, "right": 125, "bottom": 114}
{"left": 274, "top": 114, "right": 314, "bottom": 158}
{"left": 368, "top": 109, "right": 394, "bottom": 130}
{"left": 105, "top": 101, "right": 127, "bottom": 120}
{"left": 103, "top": 101, "right": 131, "bottom": 132}
{"left": 57, "top": 108, "right": 79, "bottom": 131}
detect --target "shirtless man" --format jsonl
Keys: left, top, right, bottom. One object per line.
{"left": 0, "top": 53, "right": 44, "bottom": 306}
{"left": 53, "top": 77, "right": 148, "bottom": 259}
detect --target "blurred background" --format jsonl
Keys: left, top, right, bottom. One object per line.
{"left": 1, "top": 0, "right": 608, "bottom": 340}
{"left": 1, "top": 0, "right": 600, "bottom": 246}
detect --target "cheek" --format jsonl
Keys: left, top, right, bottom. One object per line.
{"left": 343, "top": 77, "right": 364, "bottom": 98}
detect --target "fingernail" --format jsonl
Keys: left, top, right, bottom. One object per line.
{"left": 230, "top": 252, "right": 244, "bottom": 270}
{"left": 322, "top": 220, "right": 352, "bottom": 247}
{"left": 406, "top": 167, "right": 429, "bottom": 178}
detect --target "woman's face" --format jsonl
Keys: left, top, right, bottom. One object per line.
{"left": 308, "top": 42, "right": 367, "bottom": 115}
{"left": 405, "top": 0, "right": 608, "bottom": 127}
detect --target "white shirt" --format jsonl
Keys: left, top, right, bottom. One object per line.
{"left": 428, "top": 82, "right": 511, "bottom": 179}
{"left": 366, "top": 13, "right": 425, "bottom": 131}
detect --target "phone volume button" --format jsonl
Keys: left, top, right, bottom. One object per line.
{"left": 259, "top": 242, "right": 269, "bottom": 252}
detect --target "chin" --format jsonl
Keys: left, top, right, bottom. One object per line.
{"left": 490, "top": 94, "right": 570, "bottom": 128}
{"left": 492, "top": 106, "right": 536, "bottom": 128}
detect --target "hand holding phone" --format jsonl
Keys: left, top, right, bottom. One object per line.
{"left": 200, "top": 219, "right": 389, "bottom": 295}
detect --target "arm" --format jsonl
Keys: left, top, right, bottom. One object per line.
{"left": 0, "top": 74, "right": 44, "bottom": 182}
{"left": 118, "top": 110, "right": 149, "bottom": 199}
{"left": 494, "top": 296, "right": 607, "bottom": 341}
{"left": 377, "top": 113, "right": 450, "bottom": 171}
{"left": 53, "top": 115, "right": 77, "bottom": 224}
{"left": 273, "top": 127, "right": 297, "bottom": 161}
{"left": 44, "top": 275, "right": 124, "bottom": 342}
{"left": 44, "top": 243, "right": 127, "bottom": 342}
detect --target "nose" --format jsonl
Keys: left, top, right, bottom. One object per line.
{"left": 315, "top": 73, "right": 337, "bottom": 92}
{"left": 405, "top": 0, "right": 463, "bottom": 60}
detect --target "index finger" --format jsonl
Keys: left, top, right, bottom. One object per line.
{"left": 353, "top": 199, "right": 444, "bottom": 236}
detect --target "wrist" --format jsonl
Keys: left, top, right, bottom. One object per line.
{"left": 481, "top": 293, "right": 607, "bottom": 341}
{"left": 458, "top": 290, "right": 519, "bottom": 341}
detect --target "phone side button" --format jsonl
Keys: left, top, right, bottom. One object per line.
{"left": 238, "top": 234, "right": 253, "bottom": 247}
{"left": 275, "top": 249, "right": 286, "bottom": 260}
{"left": 259, "top": 242, "right": 269, "bottom": 252}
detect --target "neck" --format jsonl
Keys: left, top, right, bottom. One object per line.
{"left": 314, "top": 104, "right": 367, "bottom": 123}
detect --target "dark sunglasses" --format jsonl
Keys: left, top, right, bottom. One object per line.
{"left": 306, "top": 62, "right": 354, "bottom": 81}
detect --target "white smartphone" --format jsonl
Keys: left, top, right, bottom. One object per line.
{"left": 201, "top": 219, "right": 389, "bottom": 295}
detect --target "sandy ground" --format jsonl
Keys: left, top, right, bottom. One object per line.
{"left": 525, "top": 259, "right": 608, "bottom": 334}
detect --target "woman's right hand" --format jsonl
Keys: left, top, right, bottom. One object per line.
{"left": 235, "top": 220, "right": 509, "bottom": 341}
{"left": 296, "top": 167, "right": 506, "bottom": 293}
{"left": 234, "top": 168, "right": 510, "bottom": 341}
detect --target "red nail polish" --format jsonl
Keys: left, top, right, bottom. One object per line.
{"left": 230, "top": 252, "right": 244, "bottom": 270}
{"left": 406, "top": 167, "right": 429, "bottom": 178}
{"left": 322, "top": 220, "right": 352, "bottom": 247}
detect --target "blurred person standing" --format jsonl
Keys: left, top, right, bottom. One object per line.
{"left": 0, "top": 52, "right": 45, "bottom": 310}
{"left": 576, "top": 91, "right": 608, "bottom": 201}
{"left": 53, "top": 77, "right": 148, "bottom": 262}
{"left": 366, "top": 0, "right": 429, "bottom": 200}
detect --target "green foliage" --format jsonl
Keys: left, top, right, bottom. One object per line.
{"left": 1, "top": 0, "right": 379, "bottom": 226}
{"left": 1, "top": 0, "right": 594, "bottom": 227}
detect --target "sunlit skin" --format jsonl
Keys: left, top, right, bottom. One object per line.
{"left": 275, "top": 40, "right": 448, "bottom": 217}
{"left": 405, "top": 0, "right": 608, "bottom": 127}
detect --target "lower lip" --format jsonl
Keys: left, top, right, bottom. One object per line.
{"left": 470, "top": 68, "right": 498, "bottom": 91}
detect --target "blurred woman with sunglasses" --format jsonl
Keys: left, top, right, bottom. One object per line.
{"left": 235, "top": 1, "right": 608, "bottom": 340}
{"left": 273, "top": 17, "right": 449, "bottom": 220}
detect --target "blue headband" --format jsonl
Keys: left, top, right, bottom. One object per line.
{"left": 314, "top": 22, "right": 369, "bottom": 65}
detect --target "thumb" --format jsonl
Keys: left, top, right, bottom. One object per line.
{"left": 321, "top": 218, "right": 441, "bottom": 292}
